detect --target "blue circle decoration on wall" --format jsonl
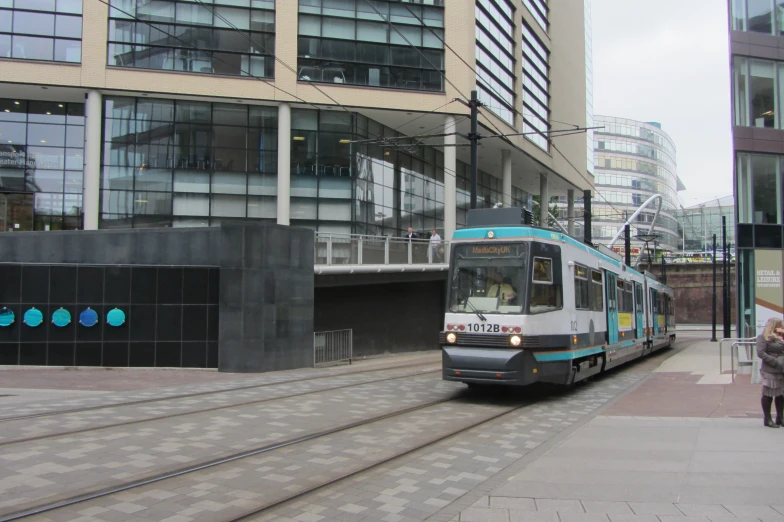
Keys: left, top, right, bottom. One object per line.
{"left": 79, "top": 308, "right": 99, "bottom": 327}
{"left": 0, "top": 308, "right": 14, "bottom": 327}
{"left": 23, "top": 308, "right": 43, "bottom": 327}
{"left": 52, "top": 308, "right": 71, "bottom": 327}
{"left": 106, "top": 308, "right": 126, "bottom": 327}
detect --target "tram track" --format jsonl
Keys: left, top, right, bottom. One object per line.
{"left": 227, "top": 398, "right": 535, "bottom": 522}
{"left": 0, "top": 395, "right": 467, "bottom": 521}
{"left": 0, "top": 367, "right": 441, "bottom": 446}
{"left": 0, "top": 358, "right": 440, "bottom": 423}
{"left": 231, "top": 339, "right": 700, "bottom": 522}
{"left": 0, "top": 340, "right": 698, "bottom": 521}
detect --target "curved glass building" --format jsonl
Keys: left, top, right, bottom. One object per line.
{"left": 592, "top": 115, "right": 683, "bottom": 255}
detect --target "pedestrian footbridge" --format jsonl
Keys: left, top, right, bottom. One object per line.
{"left": 313, "top": 233, "right": 449, "bottom": 275}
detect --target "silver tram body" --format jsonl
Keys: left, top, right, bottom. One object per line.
{"left": 440, "top": 219, "right": 675, "bottom": 387}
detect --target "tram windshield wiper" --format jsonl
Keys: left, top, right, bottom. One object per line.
{"left": 464, "top": 298, "right": 487, "bottom": 322}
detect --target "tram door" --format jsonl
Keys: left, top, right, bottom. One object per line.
{"left": 605, "top": 272, "right": 619, "bottom": 344}
{"left": 634, "top": 282, "right": 644, "bottom": 339}
{"left": 650, "top": 288, "right": 659, "bottom": 336}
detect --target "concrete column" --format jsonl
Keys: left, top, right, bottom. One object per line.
{"left": 444, "top": 115, "right": 456, "bottom": 241}
{"left": 502, "top": 150, "right": 512, "bottom": 208}
{"left": 567, "top": 189, "right": 575, "bottom": 236}
{"left": 277, "top": 103, "right": 291, "bottom": 226}
{"left": 82, "top": 90, "right": 102, "bottom": 230}
{"left": 539, "top": 174, "right": 548, "bottom": 227}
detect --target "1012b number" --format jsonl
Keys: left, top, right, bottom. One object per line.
{"left": 468, "top": 323, "right": 501, "bottom": 333}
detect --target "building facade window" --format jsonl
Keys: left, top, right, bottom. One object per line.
{"left": 731, "top": 56, "right": 784, "bottom": 129}
{"left": 730, "top": 0, "right": 784, "bottom": 35}
{"left": 290, "top": 109, "right": 353, "bottom": 233}
{"left": 521, "top": 21, "right": 549, "bottom": 150}
{"left": 100, "top": 96, "right": 279, "bottom": 228}
{"left": 737, "top": 152, "right": 783, "bottom": 224}
{"left": 297, "top": 0, "right": 445, "bottom": 92}
{"left": 107, "top": 0, "right": 275, "bottom": 78}
{"left": 475, "top": 0, "right": 516, "bottom": 126}
{"left": 0, "top": 98, "right": 84, "bottom": 232}
{"left": 0, "top": 0, "right": 82, "bottom": 63}
{"left": 98, "top": 96, "right": 529, "bottom": 236}
{"left": 594, "top": 137, "right": 675, "bottom": 171}
{"left": 523, "top": 0, "right": 548, "bottom": 32}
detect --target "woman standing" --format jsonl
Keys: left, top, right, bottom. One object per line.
{"left": 756, "top": 317, "right": 784, "bottom": 428}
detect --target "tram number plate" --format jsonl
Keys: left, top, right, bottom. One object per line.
{"left": 467, "top": 323, "right": 501, "bottom": 333}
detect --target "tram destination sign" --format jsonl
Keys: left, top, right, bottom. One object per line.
{"left": 458, "top": 244, "right": 526, "bottom": 258}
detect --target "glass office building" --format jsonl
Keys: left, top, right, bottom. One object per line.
{"left": 0, "top": 0, "right": 592, "bottom": 241}
{"left": 729, "top": 0, "right": 784, "bottom": 335}
{"left": 590, "top": 116, "right": 682, "bottom": 253}
{"left": 677, "top": 196, "right": 735, "bottom": 252}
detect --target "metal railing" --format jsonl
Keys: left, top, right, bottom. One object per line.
{"left": 314, "top": 329, "right": 353, "bottom": 366}
{"left": 718, "top": 337, "right": 755, "bottom": 375}
{"left": 730, "top": 341, "right": 756, "bottom": 383}
{"left": 314, "top": 233, "right": 449, "bottom": 270}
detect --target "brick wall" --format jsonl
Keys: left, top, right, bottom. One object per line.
{"left": 646, "top": 263, "right": 736, "bottom": 325}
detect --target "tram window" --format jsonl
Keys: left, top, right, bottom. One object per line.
{"left": 616, "top": 279, "right": 625, "bottom": 312}
{"left": 635, "top": 283, "right": 643, "bottom": 311}
{"left": 623, "top": 282, "right": 634, "bottom": 313}
{"left": 574, "top": 264, "right": 590, "bottom": 310}
{"left": 448, "top": 243, "right": 529, "bottom": 315}
{"left": 532, "top": 257, "right": 552, "bottom": 283}
{"left": 590, "top": 269, "right": 603, "bottom": 311}
{"left": 531, "top": 257, "right": 562, "bottom": 313}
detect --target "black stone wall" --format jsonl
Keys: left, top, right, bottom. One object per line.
{"left": 0, "top": 265, "right": 218, "bottom": 367}
{"left": 217, "top": 223, "right": 314, "bottom": 373}
{"left": 0, "top": 223, "right": 314, "bottom": 372}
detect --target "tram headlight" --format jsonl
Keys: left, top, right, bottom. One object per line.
{"left": 446, "top": 333, "right": 457, "bottom": 344}
{"left": 510, "top": 335, "right": 522, "bottom": 347}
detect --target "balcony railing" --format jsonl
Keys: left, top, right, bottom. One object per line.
{"left": 313, "top": 233, "right": 449, "bottom": 274}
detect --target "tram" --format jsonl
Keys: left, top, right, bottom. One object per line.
{"left": 440, "top": 209, "right": 676, "bottom": 387}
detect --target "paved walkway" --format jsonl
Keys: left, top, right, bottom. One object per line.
{"left": 1, "top": 334, "right": 774, "bottom": 522}
{"left": 457, "top": 332, "right": 780, "bottom": 522}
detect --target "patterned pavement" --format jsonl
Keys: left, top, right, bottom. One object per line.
{"left": 0, "top": 366, "right": 440, "bottom": 445}
{"left": 0, "top": 354, "right": 441, "bottom": 419}
{"left": 247, "top": 372, "right": 644, "bottom": 522}
{"left": 16, "top": 370, "right": 644, "bottom": 522}
{"left": 0, "top": 344, "right": 687, "bottom": 522}
{"left": 0, "top": 370, "right": 457, "bottom": 517}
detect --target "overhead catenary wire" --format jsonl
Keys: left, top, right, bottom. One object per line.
{"left": 394, "top": 0, "right": 590, "bottom": 145}
{"left": 102, "top": 0, "right": 460, "bottom": 151}
{"left": 98, "top": 0, "right": 529, "bottom": 212}
{"left": 192, "top": 0, "right": 459, "bottom": 136}
{"left": 96, "top": 0, "right": 561, "bottom": 225}
{"left": 197, "top": 0, "right": 590, "bottom": 200}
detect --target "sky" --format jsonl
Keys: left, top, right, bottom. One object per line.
{"left": 591, "top": 0, "right": 733, "bottom": 208}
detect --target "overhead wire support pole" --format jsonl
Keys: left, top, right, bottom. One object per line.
{"left": 711, "top": 234, "right": 717, "bottom": 342}
{"left": 454, "top": 91, "right": 483, "bottom": 210}
{"left": 470, "top": 90, "right": 479, "bottom": 210}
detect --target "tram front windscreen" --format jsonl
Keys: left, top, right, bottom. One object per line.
{"left": 448, "top": 243, "right": 529, "bottom": 314}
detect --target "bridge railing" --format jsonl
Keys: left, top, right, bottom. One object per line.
{"left": 314, "top": 233, "right": 449, "bottom": 266}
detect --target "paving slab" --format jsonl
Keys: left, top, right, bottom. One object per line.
{"left": 452, "top": 336, "right": 783, "bottom": 522}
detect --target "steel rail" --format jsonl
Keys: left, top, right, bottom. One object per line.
{"left": 0, "top": 359, "right": 440, "bottom": 423}
{"left": 0, "top": 396, "right": 459, "bottom": 522}
{"left": 0, "top": 369, "right": 440, "bottom": 447}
